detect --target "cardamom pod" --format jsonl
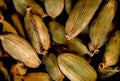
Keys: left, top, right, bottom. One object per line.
{"left": 43, "top": 53, "right": 65, "bottom": 81}
{"left": 57, "top": 53, "right": 97, "bottom": 81}
{"left": 65, "top": 0, "right": 102, "bottom": 39}
{"left": 98, "top": 30, "right": 120, "bottom": 78}
{"left": 44, "top": 0, "right": 64, "bottom": 19}
{"left": 88, "top": 0, "right": 117, "bottom": 54}
{"left": 0, "top": 34, "right": 41, "bottom": 68}
{"left": 24, "top": 7, "right": 51, "bottom": 55}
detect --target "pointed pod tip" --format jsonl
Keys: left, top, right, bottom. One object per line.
{"left": 65, "top": 34, "right": 71, "bottom": 40}
{"left": 94, "top": 49, "right": 99, "bottom": 54}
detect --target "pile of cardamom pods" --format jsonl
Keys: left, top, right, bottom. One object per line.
{"left": 0, "top": 0, "right": 120, "bottom": 81}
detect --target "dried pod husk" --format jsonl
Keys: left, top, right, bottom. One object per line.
{"left": 65, "top": 0, "right": 102, "bottom": 40}
{"left": 0, "top": 0, "right": 7, "bottom": 10}
{"left": 65, "top": 0, "right": 73, "bottom": 15}
{"left": 43, "top": 53, "right": 65, "bottom": 81}
{"left": 13, "top": 0, "right": 26, "bottom": 16}
{"left": 10, "top": 12, "right": 25, "bottom": 38}
{"left": 0, "top": 15, "right": 18, "bottom": 35}
{"left": 89, "top": 0, "right": 117, "bottom": 54}
{"left": 98, "top": 30, "right": 120, "bottom": 72}
{"left": 44, "top": 0, "right": 64, "bottom": 19}
{"left": 23, "top": 72, "right": 52, "bottom": 81}
{"left": 57, "top": 53, "right": 97, "bottom": 81}
{"left": 10, "top": 61, "right": 27, "bottom": 76}
{"left": 24, "top": 7, "right": 51, "bottom": 55}
{"left": 49, "top": 20, "right": 93, "bottom": 57}
{"left": 98, "top": 66, "right": 120, "bottom": 79}
{"left": 0, "top": 34, "right": 41, "bottom": 68}
{"left": 0, "top": 60, "right": 11, "bottom": 81}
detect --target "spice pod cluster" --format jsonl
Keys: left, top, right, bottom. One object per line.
{"left": 0, "top": 0, "right": 120, "bottom": 81}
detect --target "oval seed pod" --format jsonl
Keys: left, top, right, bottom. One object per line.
{"left": 0, "top": 34, "right": 41, "bottom": 68}
{"left": 24, "top": 7, "right": 51, "bottom": 55}
{"left": 44, "top": 0, "right": 64, "bottom": 19}
{"left": 49, "top": 20, "right": 67, "bottom": 44}
{"left": 23, "top": 72, "right": 52, "bottom": 81}
{"left": 65, "top": 0, "right": 102, "bottom": 40}
{"left": 0, "top": 15, "right": 18, "bottom": 35}
{"left": 10, "top": 12, "right": 25, "bottom": 38}
{"left": 89, "top": 0, "right": 117, "bottom": 54}
{"left": 98, "top": 30, "right": 120, "bottom": 70}
{"left": 43, "top": 53, "right": 65, "bottom": 81}
{"left": 57, "top": 53, "right": 97, "bottom": 81}
{"left": 13, "top": 0, "right": 26, "bottom": 16}
{"left": 49, "top": 20, "right": 93, "bottom": 57}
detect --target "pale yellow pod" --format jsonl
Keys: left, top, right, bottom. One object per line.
{"left": 23, "top": 72, "right": 52, "bottom": 81}
{"left": 0, "top": 34, "right": 41, "bottom": 68}
{"left": 57, "top": 53, "right": 97, "bottom": 81}
{"left": 11, "top": 12, "right": 25, "bottom": 38}
{"left": 24, "top": 7, "right": 51, "bottom": 55}
{"left": 43, "top": 53, "right": 65, "bottom": 81}
{"left": 89, "top": 0, "right": 117, "bottom": 53}
{"left": 65, "top": 0, "right": 102, "bottom": 40}
{"left": 99, "top": 30, "right": 120, "bottom": 70}
{"left": 44, "top": 0, "right": 64, "bottom": 19}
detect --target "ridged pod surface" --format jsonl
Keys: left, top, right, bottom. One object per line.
{"left": 44, "top": 0, "right": 64, "bottom": 19}
{"left": 0, "top": 34, "right": 41, "bottom": 68}
{"left": 65, "top": 0, "right": 102, "bottom": 40}
{"left": 89, "top": 0, "right": 117, "bottom": 53}
{"left": 57, "top": 53, "right": 97, "bottom": 81}
{"left": 43, "top": 53, "right": 65, "bottom": 81}
{"left": 24, "top": 7, "right": 50, "bottom": 55}
{"left": 98, "top": 30, "right": 120, "bottom": 70}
